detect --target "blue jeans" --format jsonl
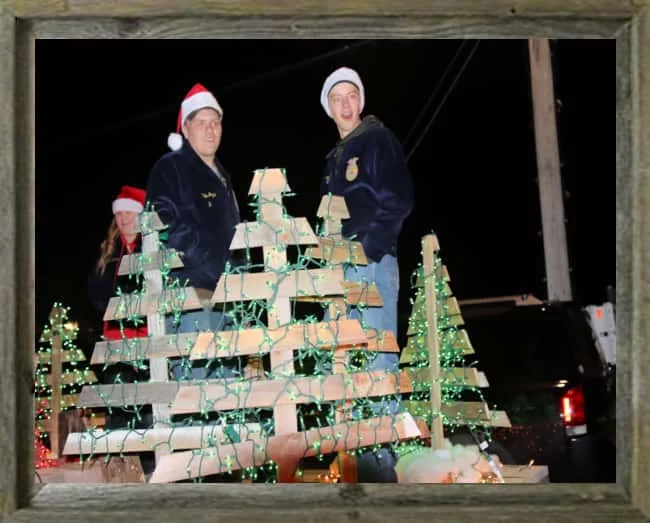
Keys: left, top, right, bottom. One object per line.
{"left": 166, "top": 304, "right": 242, "bottom": 380}
{"left": 337, "top": 254, "right": 401, "bottom": 482}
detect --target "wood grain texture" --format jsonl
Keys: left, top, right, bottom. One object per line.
{"left": 0, "top": 6, "right": 17, "bottom": 515}
{"left": 149, "top": 414, "right": 420, "bottom": 483}
{"left": 14, "top": 17, "right": 35, "bottom": 511}
{"left": 0, "top": 1, "right": 647, "bottom": 521}
{"left": 616, "top": 17, "right": 633, "bottom": 505}
{"left": 29, "top": 17, "right": 626, "bottom": 39}
{"left": 631, "top": 8, "right": 650, "bottom": 516}
{"left": 3, "top": 0, "right": 650, "bottom": 18}
{"left": 13, "top": 484, "right": 647, "bottom": 523}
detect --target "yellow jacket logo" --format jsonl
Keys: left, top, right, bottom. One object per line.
{"left": 345, "top": 157, "right": 359, "bottom": 182}
{"left": 201, "top": 192, "right": 217, "bottom": 207}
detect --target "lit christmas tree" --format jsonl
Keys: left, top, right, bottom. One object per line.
{"left": 35, "top": 303, "right": 98, "bottom": 463}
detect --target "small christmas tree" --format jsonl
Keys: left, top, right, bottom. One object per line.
{"left": 35, "top": 303, "right": 98, "bottom": 461}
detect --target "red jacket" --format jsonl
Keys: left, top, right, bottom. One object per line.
{"left": 88, "top": 234, "right": 148, "bottom": 340}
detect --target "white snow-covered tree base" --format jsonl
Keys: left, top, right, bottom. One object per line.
{"left": 395, "top": 440, "right": 503, "bottom": 483}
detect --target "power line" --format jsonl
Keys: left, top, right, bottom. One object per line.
{"left": 402, "top": 40, "right": 468, "bottom": 148}
{"left": 405, "top": 41, "right": 480, "bottom": 162}
{"left": 40, "top": 41, "right": 375, "bottom": 156}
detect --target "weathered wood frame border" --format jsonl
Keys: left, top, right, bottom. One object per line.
{"left": 0, "top": 2, "right": 647, "bottom": 521}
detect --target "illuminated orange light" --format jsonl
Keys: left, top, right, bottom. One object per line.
{"left": 596, "top": 308, "right": 603, "bottom": 320}
{"left": 562, "top": 397, "right": 572, "bottom": 423}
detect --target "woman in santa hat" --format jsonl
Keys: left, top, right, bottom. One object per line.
{"left": 87, "top": 185, "right": 153, "bottom": 441}
{"left": 88, "top": 184, "right": 149, "bottom": 341}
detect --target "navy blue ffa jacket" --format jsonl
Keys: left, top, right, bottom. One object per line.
{"left": 321, "top": 116, "right": 414, "bottom": 263}
{"left": 146, "top": 142, "right": 241, "bottom": 291}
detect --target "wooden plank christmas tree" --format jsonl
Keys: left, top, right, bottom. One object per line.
{"left": 64, "top": 169, "right": 426, "bottom": 483}
{"left": 35, "top": 303, "right": 99, "bottom": 461}
{"left": 300, "top": 194, "right": 399, "bottom": 482}
{"left": 150, "top": 168, "right": 424, "bottom": 483}
{"left": 400, "top": 234, "right": 511, "bottom": 448}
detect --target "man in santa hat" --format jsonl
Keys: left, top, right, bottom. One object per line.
{"left": 146, "top": 83, "right": 244, "bottom": 381}
{"left": 320, "top": 67, "right": 414, "bottom": 481}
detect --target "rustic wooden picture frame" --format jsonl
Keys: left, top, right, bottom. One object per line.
{"left": 0, "top": 2, "right": 647, "bottom": 521}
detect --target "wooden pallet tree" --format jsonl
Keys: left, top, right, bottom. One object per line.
{"left": 64, "top": 171, "right": 426, "bottom": 483}
{"left": 62, "top": 210, "right": 212, "bottom": 471}
{"left": 400, "top": 234, "right": 511, "bottom": 449}
{"left": 147, "top": 168, "right": 424, "bottom": 483}
{"left": 300, "top": 194, "right": 400, "bottom": 482}
{"left": 35, "top": 303, "right": 98, "bottom": 460}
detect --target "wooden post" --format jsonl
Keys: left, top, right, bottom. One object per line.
{"left": 256, "top": 170, "right": 298, "bottom": 482}
{"left": 322, "top": 200, "right": 357, "bottom": 483}
{"left": 528, "top": 38, "right": 572, "bottom": 302}
{"left": 48, "top": 313, "right": 63, "bottom": 460}
{"left": 422, "top": 235, "right": 444, "bottom": 450}
{"left": 141, "top": 223, "right": 170, "bottom": 465}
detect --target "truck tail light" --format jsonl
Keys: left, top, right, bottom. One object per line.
{"left": 561, "top": 385, "right": 587, "bottom": 434}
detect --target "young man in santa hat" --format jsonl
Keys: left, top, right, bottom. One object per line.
{"left": 146, "top": 83, "right": 244, "bottom": 381}
{"left": 320, "top": 67, "right": 414, "bottom": 482}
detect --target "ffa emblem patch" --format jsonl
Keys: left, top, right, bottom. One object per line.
{"left": 345, "top": 157, "right": 359, "bottom": 182}
{"left": 201, "top": 192, "right": 217, "bottom": 207}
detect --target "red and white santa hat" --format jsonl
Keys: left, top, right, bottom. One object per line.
{"left": 112, "top": 185, "right": 146, "bottom": 214}
{"left": 167, "top": 83, "right": 223, "bottom": 151}
{"left": 320, "top": 67, "right": 365, "bottom": 118}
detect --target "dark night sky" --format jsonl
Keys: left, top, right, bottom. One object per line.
{"left": 35, "top": 39, "right": 614, "bottom": 346}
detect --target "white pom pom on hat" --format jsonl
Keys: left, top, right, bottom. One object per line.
{"left": 320, "top": 66, "right": 365, "bottom": 118}
{"left": 167, "top": 83, "right": 223, "bottom": 151}
{"left": 112, "top": 185, "right": 146, "bottom": 214}
{"left": 167, "top": 132, "right": 183, "bottom": 151}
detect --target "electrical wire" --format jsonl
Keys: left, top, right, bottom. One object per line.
{"left": 40, "top": 41, "right": 375, "bottom": 156}
{"left": 405, "top": 41, "right": 480, "bottom": 162}
{"left": 402, "top": 40, "right": 468, "bottom": 148}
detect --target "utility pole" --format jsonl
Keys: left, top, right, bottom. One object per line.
{"left": 528, "top": 39, "right": 573, "bottom": 303}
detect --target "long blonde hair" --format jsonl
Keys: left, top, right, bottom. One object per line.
{"left": 96, "top": 219, "right": 120, "bottom": 275}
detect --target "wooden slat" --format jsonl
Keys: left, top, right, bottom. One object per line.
{"left": 294, "top": 280, "right": 383, "bottom": 307}
{"left": 63, "top": 423, "right": 264, "bottom": 456}
{"left": 458, "top": 294, "right": 544, "bottom": 307}
{"left": 501, "top": 465, "right": 549, "bottom": 484}
{"left": 103, "top": 286, "right": 202, "bottom": 321}
{"left": 305, "top": 237, "right": 367, "bottom": 265}
{"left": 36, "top": 369, "right": 97, "bottom": 387}
{"left": 117, "top": 249, "right": 183, "bottom": 276}
{"left": 438, "top": 367, "right": 487, "bottom": 388}
{"left": 316, "top": 194, "right": 350, "bottom": 220}
{"left": 407, "top": 310, "right": 463, "bottom": 335}
{"left": 77, "top": 382, "right": 182, "bottom": 408}
{"left": 35, "top": 394, "right": 80, "bottom": 413}
{"left": 414, "top": 264, "right": 450, "bottom": 287}
{"left": 399, "top": 365, "right": 486, "bottom": 389}
{"left": 7, "top": 1, "right": 648, "bottom": 18}
{"left": 361, "top": 329, "right": 399, "bottom": 352}
{"left": 81, "top": 354, "right": 412, "bottom": 414}
{"left": 171, "top": 368, "right": 429, "bottom": 415}
{"left": 37, "top": 349, "right": 87, "bottom": 364}
{"left": 401, "top": 327, "right": 474, "bottom": 364}
{"left": 229, "top": 217, "right": 318, "bottom": 249}
{"left": 91, "top": 319, "right": 370, "bottom": 364}
{"left": 133, "top": 211, "right": 166, "bottom": 234}
{"left": 248, "top": 168, "right": 290, "bottom": 195}
{"left": 149, "top": 413, "right": 421, "bottom": 483}
{"left": 402, "top": 400, "right": 512, "bottom": 428}
{"left": 38, "top": 413, "right": 106, "bottom": 434}
{"left": 410, "top": 295, "right": 461, "bottom": 320}
{"left": 211, "top": 267, "right": 344, "bottom": 303}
